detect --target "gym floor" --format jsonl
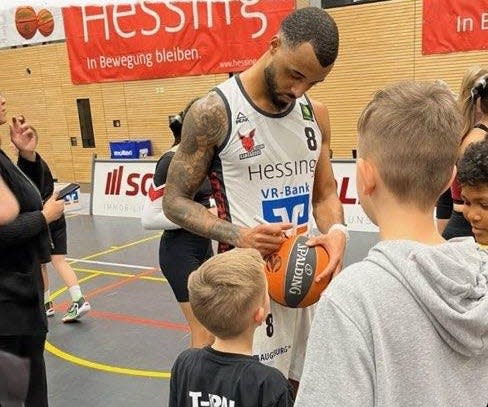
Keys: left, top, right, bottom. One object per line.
{"left": 44, "top": 199, "right": 378, "bottom": 406}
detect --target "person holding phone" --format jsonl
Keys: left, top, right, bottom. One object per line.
{"left": 17, "top": 147, "right": 90, "bottom": 323}
{"left": 0, "top": 98, "right": 65, "bottom": 406}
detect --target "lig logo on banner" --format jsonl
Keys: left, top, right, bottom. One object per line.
{"left": 422, "top": 0, "right": 488, "bottom": 54}
{"left": 62, "top": 0, "right": 295, "bottom": 84}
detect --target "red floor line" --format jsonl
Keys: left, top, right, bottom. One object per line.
{"left": 53, "top": 268, "right": 189, "bottom": 331}
{"left": 51, "top": 305, "right": 189, "bottom": 331}
{"left": 83, "top": 268, "right": 157, "bottom": 299}
{"left": 72, "top": 309, "right": 189, "bottom": 332}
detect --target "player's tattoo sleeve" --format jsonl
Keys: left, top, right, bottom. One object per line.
{"left": 163, "top": 92, "right": 242, "bottom": 246}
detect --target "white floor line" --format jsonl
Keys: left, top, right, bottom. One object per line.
{"left": 66, "top": 258, "right": 156, "bottom": 270}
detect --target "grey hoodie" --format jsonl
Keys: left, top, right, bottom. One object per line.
{"left": 295, "top": 237, "right": 488, "bottom": 407}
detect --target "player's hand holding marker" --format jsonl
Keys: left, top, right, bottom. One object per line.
{"left": 237, "top": 216, "right": 293, "bottom": 257}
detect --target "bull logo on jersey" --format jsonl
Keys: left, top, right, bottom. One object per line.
{"left": 238, "top": 129, "right": 265, "bottom": 160}
{"left": 239, "top": 129, "right": 255, "bottom": 152}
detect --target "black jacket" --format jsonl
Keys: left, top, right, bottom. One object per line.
{"left": 0, "top": 150, "right": 48, "bottom": 335}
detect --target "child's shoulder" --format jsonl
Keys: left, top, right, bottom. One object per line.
{"left": 244, "top": 359, "right": 288, "bottom": 385}
{"left": 237, "top": 362, "right": 291, "bottom": 403}
{"left": 174, "top": 347, "right": 202, "bottom": 365}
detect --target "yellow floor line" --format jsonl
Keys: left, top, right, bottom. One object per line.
{"left": 77, "top": 233, "right": 162, "bottom": 261}
{"left": 45, "top": 342, "right": 171, "bottom": 378}
{"left": 73, "top": 267, "right": 166, "bottom": 282}
{"left": 46, "top": 232, "right": 171, "bottom": 378}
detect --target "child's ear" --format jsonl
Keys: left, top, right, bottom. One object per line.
{"left": 446, "top": 165, "right": 457, "bottom": 191}
{"left": 254, "top": 306, "right": 266, "bottom": 326}
{"left": 357, "top": 158, "right": 376, "bottom": 195}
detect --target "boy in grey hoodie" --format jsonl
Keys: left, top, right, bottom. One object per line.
{"left": 295, "top": 81, "right": 488, "bottom": 407}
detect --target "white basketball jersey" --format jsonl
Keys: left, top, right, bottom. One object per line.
{"left": 211, "top": 75, "right": 322, "bottom": 251}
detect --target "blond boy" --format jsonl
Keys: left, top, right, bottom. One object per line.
{"left": 296, "top": 81, "right": 488, "bottom": 406}
{"left": 170, "top": 248, "right": 294, "bottom": 407}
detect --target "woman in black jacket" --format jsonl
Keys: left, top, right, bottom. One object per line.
{"left": 0, "top": 95, "right": 64, "bottom": 407}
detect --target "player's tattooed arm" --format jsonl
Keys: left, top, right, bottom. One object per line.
{"left": 163, "top": 92, "right": 242, "bottom": 246}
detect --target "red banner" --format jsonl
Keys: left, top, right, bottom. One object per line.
{"left": 62, "top": 0, "right": 294, "bottom": 84}
{"left": 422, "top": 0, "right": 488, "bottom": 55}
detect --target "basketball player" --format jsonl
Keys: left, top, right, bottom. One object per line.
{"left": 163, "top": 7, "right": 347, "bottom": 383}
{"left": 296, "top": 82, "right": 488, "bottom": 406}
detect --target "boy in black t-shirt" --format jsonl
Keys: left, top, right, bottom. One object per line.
{"left": 169, "top": 248, "right": 294, "bottom": 407}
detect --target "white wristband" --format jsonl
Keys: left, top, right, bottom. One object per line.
{"left": 328, "top": 223, "right": 350, "bottom": 243}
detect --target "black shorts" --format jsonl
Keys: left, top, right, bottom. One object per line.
{"left": 48, "top": 216, "right": 67, "bottom": 256}
{"left": 159, "top": 229, "right": 213, "bottom": 302}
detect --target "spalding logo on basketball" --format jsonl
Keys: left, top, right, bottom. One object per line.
{"left": 265, "top": 235, "right": 331, "bottom": 308}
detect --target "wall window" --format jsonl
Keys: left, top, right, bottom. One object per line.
{"left": 76, "top": 98, "right": 95, "bottom": 148}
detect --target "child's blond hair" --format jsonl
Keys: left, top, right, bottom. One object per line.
{"left": 188, "top": 248, "right": 266, "bottom": 339}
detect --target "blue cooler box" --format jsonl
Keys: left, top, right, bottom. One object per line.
{"left": 109, "top": 140, "right": 152, "bottom": 159}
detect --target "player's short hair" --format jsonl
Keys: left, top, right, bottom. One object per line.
{"left": 357, "top": 81, "right": 462, "bottom": 210}
{"left": 458, "top": 136, "right": 488, "bottom": 187}
{"left": 280, "top": 7, "right": 339, "bottom": 68}
{"left": 188, "top": 248, "right": 266, "bottom": 339}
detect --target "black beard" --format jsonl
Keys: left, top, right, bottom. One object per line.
{"left": 264, "top": 65, "right": 290, "bottom": 111}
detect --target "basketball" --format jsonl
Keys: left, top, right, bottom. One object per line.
{"left": 15, "top": 6, "right": 38, "bottom": 40}
{"left": 37, "top": 9, "right": 54, "bottom": 37}
{"left": 264, "top": 235, "right": 331, "bottom": 308}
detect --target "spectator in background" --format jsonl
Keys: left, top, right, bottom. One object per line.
{"left": 17, "top": 155, "right": 91, "bottom": 322}
{"left": 142, "top": 99, "right": 214, "bottom": 348}
{"left": 440, "top": 66, "right": 488, "bottom": 239}
{"left": 0, "top": 94, "right": 64, "bottom": 407}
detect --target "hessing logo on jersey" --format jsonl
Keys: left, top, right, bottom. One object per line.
{"left": 235, "top": 111, "right": 249, "bottom": 124}
{"left": 238, "top": 129, "right": 265, "bottom": 160}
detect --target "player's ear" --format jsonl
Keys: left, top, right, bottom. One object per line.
{"left": 357, "top": 157, "right": 376, "bottom": 196}
{"left": 269, "top": 35, "right": 280, "bottom": 55}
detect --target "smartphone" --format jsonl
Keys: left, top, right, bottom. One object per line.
{"left": 56, "top": 183, "right": 80, "bottom": 200}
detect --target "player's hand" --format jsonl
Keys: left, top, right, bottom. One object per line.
{"left": 10, "top": 115, "right": 38, "bottom": 161}
{"left": 306, "top": 229, "right": 346, "bottom": 282}
{"left": 238, "top": 222, "right": 293, "bottom": 256}
{"left": 41, "top": 193, "right": 64, "bottom": 224}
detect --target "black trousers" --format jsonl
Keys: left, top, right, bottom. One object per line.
{"left": 0, "top": 335, "right": 48, "bottom": 407}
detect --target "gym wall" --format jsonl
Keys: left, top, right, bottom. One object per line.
{"left": 0, "top": 0, "right": 487, "bottom": 182}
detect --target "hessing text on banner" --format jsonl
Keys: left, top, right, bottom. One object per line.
{"left": 62, "top": 0, "right": 295, "bottom": 84}
{"left": 422, "top": 0, "right": 488, "bottom": 55}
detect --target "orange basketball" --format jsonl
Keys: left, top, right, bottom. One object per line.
{"left": 37, "top": 9, "right": 54, "bottom": 37}
{"left": 264, "top": 235, "right": 331, "bottom": 308}
{"left": 15, "top": 6, "right": 38, "bottom": 40}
